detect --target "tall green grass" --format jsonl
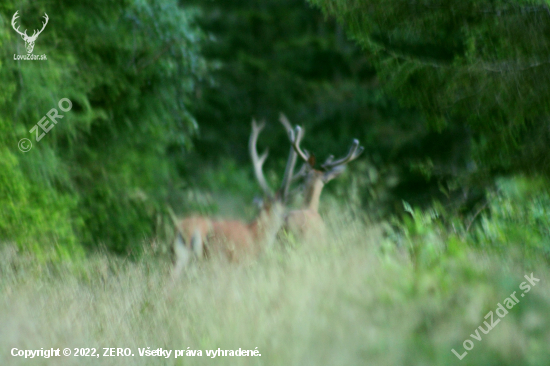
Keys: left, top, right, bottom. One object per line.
{"left": 1, "top": 202, "right": 549, "bottom": 365}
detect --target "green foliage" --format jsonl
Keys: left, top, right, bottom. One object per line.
{"left": 189, "top": 0, "right": 383, "bottom": 161}
{"left": 0, "top": 142, "right": 82, "bottom": 261}
{"left": 197, "top": 158, "right": 259, "bottom": 197}
{"left": 472, "top": 176, "right": 550, "bottom": 263}
{"left": 309, "top": 0, "right": 550, "bottom": 177}
{"left": 389, "top": 176, "right": 550, "bottom": 269}
{"left": 0, "top": 0, "right": 208, "bottom": 255}
{"left": 391, "top": 200, "right": 454, "bottom": 268}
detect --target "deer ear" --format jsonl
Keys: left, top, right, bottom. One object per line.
{"left": 308, "top": 154, "right": 316, "bottom": 167}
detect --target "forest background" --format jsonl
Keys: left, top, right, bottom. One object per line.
{"left": 1, "top": 1, "right": 550, "bottom": 364}
{"left": 5, "top": 0, "right": 549, "bottom": 257}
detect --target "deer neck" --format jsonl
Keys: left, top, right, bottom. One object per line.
{"left": 303, "top": 177, "right": 324, "bottom": 213}
{"left": 251, "top": 201, "right": 284, "bottom": 245}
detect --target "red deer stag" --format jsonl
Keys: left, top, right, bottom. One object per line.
{"left": 281, "top": 124, "right": 364, "bottom": 238}
{"left": 171, "top": 117, "right": 298, "bottom": 276}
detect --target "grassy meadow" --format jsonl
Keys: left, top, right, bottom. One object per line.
{"left": 1, "top": 201, "right": 550, "bottom": 366}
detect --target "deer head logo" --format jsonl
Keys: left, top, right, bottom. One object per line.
{"left": 11, "top": 11, "right": 49, "bottom": 54}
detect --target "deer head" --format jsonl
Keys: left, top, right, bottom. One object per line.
{"left": 284, "top": 124, "right": 364, "bottom": 212}
{"left": 12, "top": 11, "right": 49, "bottom": 54}
{"left": 290, "top": 125, "right": 364, "bottom": 184}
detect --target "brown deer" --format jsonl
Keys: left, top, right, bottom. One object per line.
{"left": 281, "top": 124, "right": 364, "bottom": 238}
{"left": 171, "top": 116, "right": 298, "bottom": 276}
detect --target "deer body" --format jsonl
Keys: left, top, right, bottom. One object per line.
{"left": 184, "top": 201, "right": 284, "bottom": 262}
{"left": 172, "top": 116, "right": 295, "bottom": 274}
{"left": 174, "top": 212, "right": 280, "bottom": 265}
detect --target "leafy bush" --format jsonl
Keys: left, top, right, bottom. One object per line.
{"left": 472, "top": 176, "right": 550, "bottom": 264}
{"left": 388, "top": 176, "right": 550, "bottom": 269}
{"left": 0, "top": 0, "right": 208, "bottom": 256}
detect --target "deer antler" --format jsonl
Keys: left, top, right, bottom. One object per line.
{"left": 321, "top": 139, "right": 364, "bottom": 170}
{"left": 279, "top": 113, "right": 302, "bottom": 201}
{"left": 249, "top": 119, "right": 272, "bottom": 196}
{"left": 289, "top": 126, "right": 311, "bottom": 163}
{"left": 11, "top": 11, "right": 28, "bottom": 38}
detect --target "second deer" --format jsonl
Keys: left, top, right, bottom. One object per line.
{"left": 281, "top": 123, "right": 364, "bottom": 239}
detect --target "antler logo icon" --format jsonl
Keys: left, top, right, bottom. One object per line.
{"left": 11, "top": 11, "right": 49, "bottom": 54}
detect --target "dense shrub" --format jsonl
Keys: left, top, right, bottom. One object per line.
{"left": 0, "top": 0, "right": 208, "bottom": 255}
